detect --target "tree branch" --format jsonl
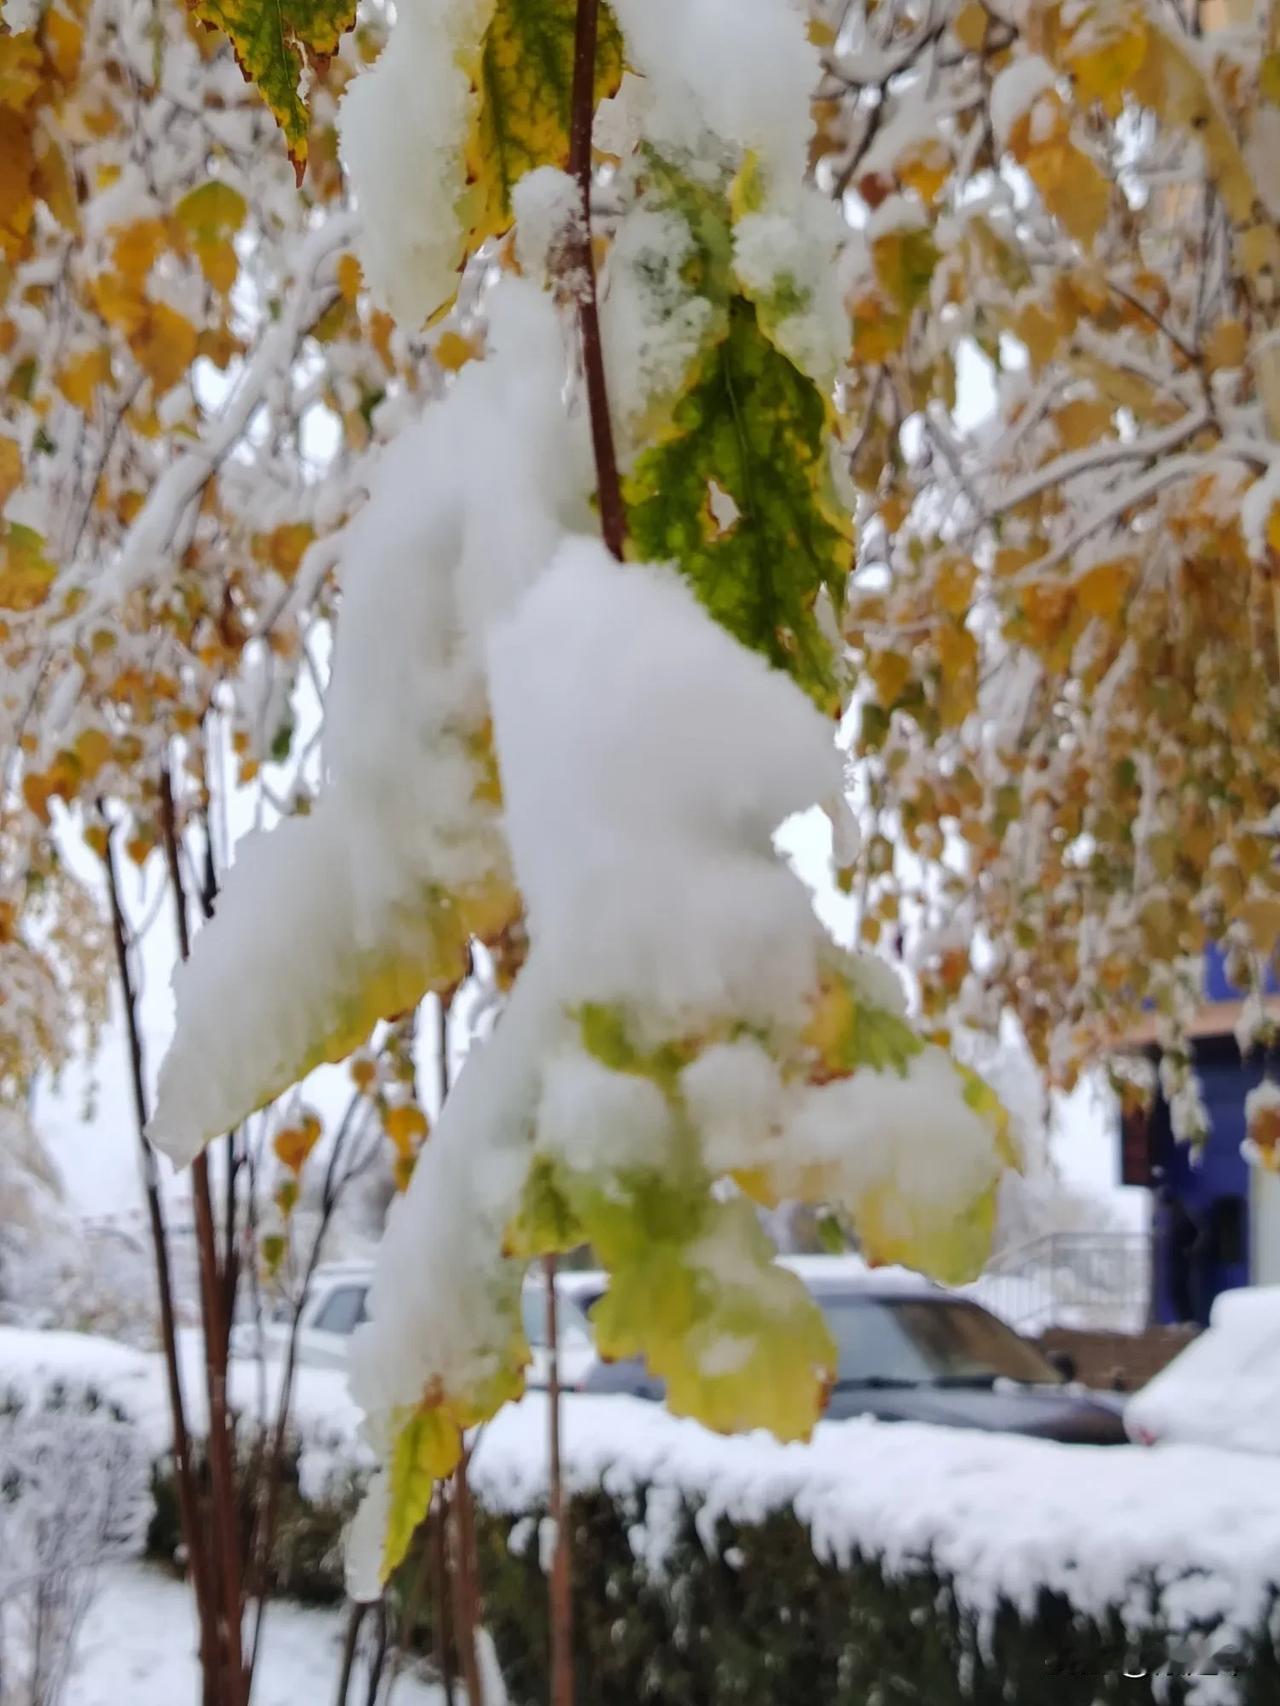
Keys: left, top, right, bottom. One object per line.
{"left": 101, "top": 818, "right": 218, "bottom": 1695}
{"left": 569, "top": 0, "right": 626, "bottom": 562}
{"left": 159, "top": 768, "right": 248, "bottom": 1706}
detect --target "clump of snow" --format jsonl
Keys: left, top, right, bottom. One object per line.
{"left": 150, "top": 283, "right": 591, "bottom": 1163}
{"left": 866, "top": 191, "right": 930, "bottom": 241}
{"left": 0, "top": 0, "right": 40, "bottom": 30}
{"left": 487, "top": 540, "right": 841, "bottom": 1028}
{"left": 513, "top": 168, "right": 583, "bottom": 286}
{"left": 610, "top": 0, "right": 820, "bottom": 182}
{"left": 1241, "top": 457, "right": 1280, "bottom": 561}
{"left": 1244, "top": 1079, "right": 1280, "bottom": 1169}
{"left": 339, "top": 0, "right": 490, "bottom": 325}
{"left": 684, "top": 1036, "right": 1005, "bottom": 1254}
{"left": 601, "top": 186, "right": 723, "bottom": 449}
{"left": 990, "top": 57, "right": 1059, "bottom": 149}
{"left": 536, "top": 1050, "right": 675, "bottom": 1177}
{"left": 732, "top": 183, "right": 853, "bottom": 385}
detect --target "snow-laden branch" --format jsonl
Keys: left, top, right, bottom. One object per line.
{"left": 984, "top": 409, "right": 1213, "bottom": 518}
{"left": 1004, "top": 443, "right": 1266, "bottom": 588}
{"left": 86, "top": 211, "right": 359, "bottom": 613}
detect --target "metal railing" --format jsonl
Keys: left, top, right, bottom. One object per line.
{"left": 966, "top": 1231, "right": 1152, "bottom": 1334}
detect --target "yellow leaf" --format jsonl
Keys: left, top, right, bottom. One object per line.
{"left": 1060, "top": 1, "right": 1148, "bottom": 116}
{"left": 869, "top": 648, "right": 911, "bottom": 708}
{"left": 195, "top": 237, "right": 238, "bottom": 294}
{"left": 1009, "top": 98, "right": 1110, "bottom": 248}
{"left": 336, "top": 252, "right": 362, "bottom": 304}
{"left": 1053, "top": 396, "right": 1113, "bottom": 449}
{"left": 0, "top": 523, "right": 54, "bottom": 612}
{"left": 132, "top": 302, "right": 198, "bottom": 393}
{"left": 273, "top": 1122, "right": 319, "bottom": 1172}
{"left": 0, "top": 33, "right": 42, "bottom": 109}
{"left": 173, "top": 179, "right": 248, "bottom": 241}
{"left": 1131, "top": 23, "right": 1257, "bottom": 222}
{"left": 1205, "top": 318, "right": 1247, "bottom": 372}
{"left": 1008, "top": 301, "right": 1059, "bottom": 368}
{"left": 461, "top": 0, "right": 624, "bottom": 256}
{"left": 0, "top": 436, "right": 20, "bottom": 509}
{"left": 56, "top": 347, "right": 113, "bottom": 409}
{"left": 936, "top": 621, "right": 977, "bottom": 727}
{"left": 384, "top": 1103, "right": 429, "bottom": 1158}
{"left": 42, "top": 8, "right": 84, "bottom": 83}
{"left": 74, "top": 727, "right": 112, "bottom": 779}
{"left": 0, "top": 108, "right": 37, "bottom": 264}
{"left": 383, "top": 1406, "right": 457, "bottom": 1577}
{"left": 897, "top": 138, "right": 952, "bottom": 207}
{"left": 258, "top": 521, "right": 314, "bottom": 579}
{"left": 952, "top": 0, "right": 989, "bottom": 52}
{"left": 112, "top": 219, "right": 167, "bottom": 285}
{"left": 433, "top": 330, "right": 480, "bottom": 373}
{"left": 33, "top": 136, "right": 78, "bottom": 230}
{"left": 1076, "top": 558, "right": 1133, "bottom": 621}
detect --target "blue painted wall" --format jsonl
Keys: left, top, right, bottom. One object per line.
{"left": 1138, "top": 947, "right": 1277, "bottom": 1325}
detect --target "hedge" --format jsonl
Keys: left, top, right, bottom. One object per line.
{"left": 476, "top": 1489, "right": 1280, "bottom": 1706}
{"left": 140, "top": 1444, "right": 1280, "bottom": 1706}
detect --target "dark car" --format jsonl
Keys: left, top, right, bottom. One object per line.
{"left": 581, "top": 1262, "right": 1129, "bottom": 1445}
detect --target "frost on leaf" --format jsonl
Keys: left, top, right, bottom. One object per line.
{"left": 189, "top": 0, "right": 358, "bottom": 180}
{"left": 625, "top": 297, "right": 852, "bottom": 713}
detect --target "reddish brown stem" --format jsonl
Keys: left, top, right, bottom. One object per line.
{"left": 430, "top": 1494, "right": 458, "bottom": 1705}
{"left": 159, "top": 770, "right": 248, "bottom": 1706}
{"left": 102, "top": 822, "right": 217, "bottom": 1692}
{"left": 450, "top": 1455, "right": 486, "bottom": 1706}
{"left": 569, "top": 0, "right": 627, "bottom": 563}
{"left": 544, "top": 1254, "right": 575, "bottom": 1706}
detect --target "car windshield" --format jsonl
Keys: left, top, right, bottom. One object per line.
{"left": 521, "top": 1287, "right": 602, "bottom": 1348}
{"left": 822, "top": 1296, "right": 1061, "bottom": 1388}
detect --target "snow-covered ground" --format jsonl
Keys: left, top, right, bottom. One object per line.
{"left": 67, "top": 1564, "right": 444, "bottom": 1706}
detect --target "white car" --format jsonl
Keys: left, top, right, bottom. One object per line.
{"left": 232, "top": 1262, "right": 372, "bottom": 1370}
{"left": 235, "top": 1263, "right": 608, "bottom": 1379}
{"left": 1125, "top": 1285, "right": 1280, "bottom": 1454}
{"left": 519, "top": 1269, "right": 606, "bottom": 1392}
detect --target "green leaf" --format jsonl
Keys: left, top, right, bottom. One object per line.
{"left": 189, "top": 0, "right": 357, "bottom": 180}
{"left": 383, "top": 1406, "right": 455, "bottom": 1578}
{"left": 173, "top": 180, "right": 249, "bottom": 242}
{"left": 463, "top": 0, "right": 624, "bottom": 250}
{"left": 624, "top": 296, "right": 853, "bottom": 712}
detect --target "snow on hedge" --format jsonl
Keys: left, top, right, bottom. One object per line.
{"left": 0, "top": 1327, "right": 371, "bottom": 1501}
{"left": 472, "top": 1394, "right": 1280, "bottom": 1699}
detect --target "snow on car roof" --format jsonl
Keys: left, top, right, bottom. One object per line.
{"left": 517, "top": 1255, "right": 939, "bottom": 1300}
{"left": 1125, "top": 1285, "right": 1280, "bottom": 1455}
{"left": 778, "top": 1254, "right": 939, "bottom": 1296}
